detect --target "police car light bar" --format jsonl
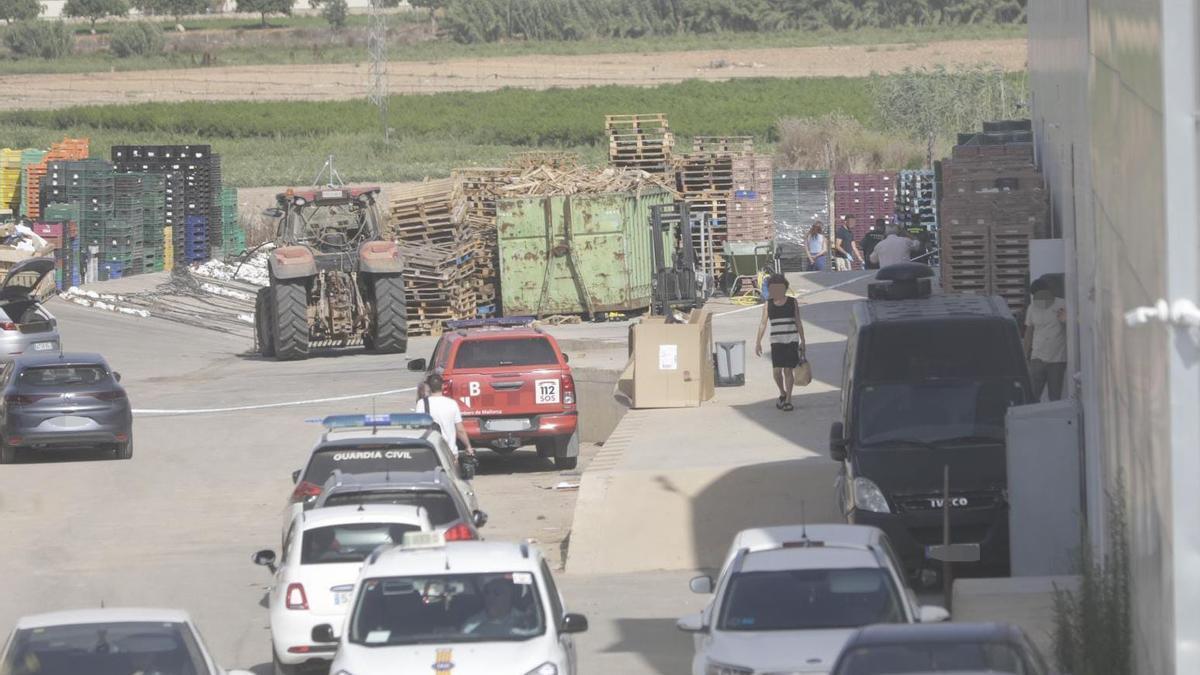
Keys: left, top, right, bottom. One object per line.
{"left": 445, "top": 316, "right": 536, "bottom": 330}
{"left": 313, "top": 413, "right": 435, "bottom": 430}
{"left": 401, "top": 531, "right": 446, "bottom": 549}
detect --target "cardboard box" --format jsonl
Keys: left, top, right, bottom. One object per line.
{"left": 628, "top": 309, "right": 715, "bottom": 409}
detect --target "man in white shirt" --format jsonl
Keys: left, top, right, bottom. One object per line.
{"left": 1023, "top": 283, "right": 1068, "bottom": 400}
{"left": 416, "top": 373, "right": 474, "bottom": 457}
{"left": 869, "top": 225, "right": 919, "bottom": 269}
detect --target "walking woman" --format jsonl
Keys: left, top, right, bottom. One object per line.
{"left": 807, "top": 222, "right": 828, "bottom": 271}
{"left": 754, "top": 274, "right": 808, "bottom": 411}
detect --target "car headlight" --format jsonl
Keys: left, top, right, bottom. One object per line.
{"left": 525, "top": 664, "right": 557, "bottom": 675}
{"left": 852, "top": 477, "right": 891, "bottom": 513}
{"left": 705, "top": 661, "right": 753, "bottom": 675}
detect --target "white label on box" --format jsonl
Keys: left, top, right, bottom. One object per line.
{"left": 659, "top": 345, "right": 678, "bottom": 370}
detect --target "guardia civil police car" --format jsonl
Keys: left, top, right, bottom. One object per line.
{"left": 283, "top": 413, "right": 477, "bottom": 539}
{"left": 314, "top": 534, "right": 589, "bottom": 675}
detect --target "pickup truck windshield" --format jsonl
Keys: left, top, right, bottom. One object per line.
{"left": 856, "top": 380, "right": 1025, "bottom": 446}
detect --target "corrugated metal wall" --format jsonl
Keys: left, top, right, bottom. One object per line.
{"left": 1030, "top": 0, "right": 1199, "bottom": 671}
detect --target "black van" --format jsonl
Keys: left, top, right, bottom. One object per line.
{"left": 830, "top": 265, "right": 1032, "bottom": 581}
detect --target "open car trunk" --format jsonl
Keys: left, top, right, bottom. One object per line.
{"left": 0, "top": 258, "right": 57, "bottom": 334}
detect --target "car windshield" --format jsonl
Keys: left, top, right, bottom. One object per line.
{"left": 453, "top": 338, "right": 558, "bottom": 369}
{"left": 321, "top": 490, "right": 462, "bottom": 527}
{"left": 304, "top": 444, "right": 441, "bottom": 487}
{"left": 19, "top": 366, "right": 109, "bottom": 388}
{"left": 862, "top": 321, "right": 1021, "bottom": 380}
{"left": 836, "top": 641, "right": 1028, "bottom": 674}
{"left": 856, "top": 380, "right": 1025, "bottom": 445}
{"left": 719, "top": 568, "right": 904, "bottom": 631}
{"left": 349, "top": 573, "right": 545, "bottom": 645}
{"left": 301, "top": 522, "right": 423, "bottom": 565}
{"left": 1, "top": 621, "right": 210, "bottom": 675}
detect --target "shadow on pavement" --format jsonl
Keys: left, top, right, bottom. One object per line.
{"left": 728, "top": 388, "right": 841, "bottom": 452}
{"left": 688, "top": 456, "right": 844, "bottom": 573}
{"left": 601, "top": 617, "right": 693, "bottom": 675}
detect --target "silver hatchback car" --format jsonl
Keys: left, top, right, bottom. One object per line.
{"left": 0, "top": 257, "right": 61, "bottom": 361}
{"left": 0, "top": 352, "right": 132, "bottom": 463}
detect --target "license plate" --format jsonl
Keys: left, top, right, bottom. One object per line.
{"left": 485, "top": 418, "right": 532, "bottom": 432}
{"left": 45, "top": 416, "right": 92, "bottom": 429}
{"left": 33, "top": 342, "right": 55, "bottom": 351}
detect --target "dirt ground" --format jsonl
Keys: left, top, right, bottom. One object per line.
{"left": 1, "top": 38, "right": 1025, "bottom": 111}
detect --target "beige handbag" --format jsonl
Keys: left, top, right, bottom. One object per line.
{"left": 795, "top": 357, "right": 813, "bottom": 386}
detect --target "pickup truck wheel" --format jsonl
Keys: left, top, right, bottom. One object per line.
{"left": 535, "top": 439, "right": 555, "bottom": 459}
{"left": 369, "top": 274, "right": 408, "bottom": 354}
{"left": 255, "top": 288, "right": 275, "bottom": 357}
{"left": 553, "top": 431, "right": 580, "bottom": 470}
{"left": 272, "top": 280, "right": 310, "bottom": 361}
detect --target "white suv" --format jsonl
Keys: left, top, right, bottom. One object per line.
{"left": 315, "top": 535, "right": 588, "bottom": 675}
{"left": 255, "top": 504, "right": 433, "bottom": 674}
{"left": 677, "top": 524, "right": 949, "bottom": 675}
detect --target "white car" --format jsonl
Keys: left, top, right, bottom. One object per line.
{"left": 0, "top": 607, "right": 253, "bottom": 675}
{"left": 283, "top": 413, "right": 477, "bottom": 538}
{"left": 255, "top": 504, "right": 434, "bottom": 675}
{"left": 315, "top": 534, "right": 588, "bottom": 675}
{"left": 677, "top": 524, "right": 949, "bottom": 675}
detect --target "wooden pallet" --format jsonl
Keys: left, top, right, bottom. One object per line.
{"left": 692, "top": 136, "right": 754, "bottom": 155}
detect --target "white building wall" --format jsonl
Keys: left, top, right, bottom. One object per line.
{"left": 1030, "top": 0, "right": 1200, "bottom": 672}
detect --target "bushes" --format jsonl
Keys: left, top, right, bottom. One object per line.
{"left": 442, "top": 0, "right": 1029, "bottom": 44}
{"left": 776, "top": 114, "right": 925, "bottom": 174}
{"left": 3, "top": 21, "right": 74, "bottom": 59}
{"left": 109, "top": 21, "right": 164, "bottom": 57}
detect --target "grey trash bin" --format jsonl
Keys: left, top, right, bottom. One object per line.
{"left": 714, "top": 341, "right": 746, "bottom": 387}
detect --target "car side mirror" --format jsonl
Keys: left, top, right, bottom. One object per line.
{"left": 473, "top": 510, "right": 488, "bottom": 528}
{"left": 676, "top": 612, "right": 706, "bottom": 633}
{"left": 689, "top": 575, "right": 713, "bottom": 594}
{"left": 291, "top": 469, "right": 301, "bottom": 484}
{"left": 830, "top": 422, "right": 847, "bottom": 462}
{"left": 113, "top": 372, "right": 121, "bottom": 382}
{"left": 407, "top": 358, "right": 427, "bottom": 371}
{"left": 252, "top": 549, "right": 277, "bottom": 572}
{"left": 562, "top": 353, "right": 569, "bottom": 363}
{"left": 918, "top": 605, "right": 950, "bottom": 623}
{"left": 561, "top": 613, "right": 588, "bottom": 634}
{"left": 311, "top": 624, "right": 337, "bottom": 643}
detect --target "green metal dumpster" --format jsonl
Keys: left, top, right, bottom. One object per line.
{"left": 497, "top": 189, "right": 673, "bottom": 316}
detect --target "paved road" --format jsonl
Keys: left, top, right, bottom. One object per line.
{"left": 0, "top": 274, "right": 867, "bottom": 675}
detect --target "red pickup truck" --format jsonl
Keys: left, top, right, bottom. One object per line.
{"left": 426, "top": 319, "right": 579, "bottom": 470}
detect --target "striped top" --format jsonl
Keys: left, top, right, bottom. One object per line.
{"left": 767, "top": 297, "right": 800, "bottom": 344}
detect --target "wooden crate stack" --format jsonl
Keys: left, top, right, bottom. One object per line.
{"left": 727, "top": 154, "right": 774, "bottom": 242}
{"left": 938, "top": 130, "right": 1047, "bottom": 313}
{"left": 386, "top": 178, "right": 488, "bottom": 337}
{"left": 606, "top": 114, "right": 674, "bottom": 175}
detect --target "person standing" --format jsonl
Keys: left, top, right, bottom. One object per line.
{"left": 754, "top": 274, "right": 808, "bottom": 412}
{"left": 806, "top": 222, "right": 828, "bottom": 271}
{"left": 860, "top": 220, "right": 886, "bottom": 270}
{"left": 416, "top": 373, "right": 475, "bottom": 458}
{"left": 833, "top": 216, "right": 863, "bottom": 271}
{"left": 869, "top": 225, "right": 919, "bottom": 269}
{"left": 1024, "top": 281, "right": 1068, "bottom": 400}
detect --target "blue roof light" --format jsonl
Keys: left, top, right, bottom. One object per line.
{"left": 310, "top": 413, "right": 435, "bottom": 430}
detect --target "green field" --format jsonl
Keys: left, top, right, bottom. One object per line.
{"left": 0, "top": 23, "right": 1025, "bottom": 76}
{"left": 0, "top": 78, "right": 878, "bottom": 185}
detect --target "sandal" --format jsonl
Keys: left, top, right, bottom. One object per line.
{"left": 775, "top": 400, "right": 786, "bottom": 410}
{"left": 781, "top": 402, "right": 795, "bottom": 411}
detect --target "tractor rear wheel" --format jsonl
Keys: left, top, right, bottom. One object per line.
{"left": 271, "top": 280, "right": 310, "bottom": 361}
{"left": 255, "top": 287, "right": 275, "bottom": 358}
{"left": 369, "top": 274, "right": 408, "bottom": 354}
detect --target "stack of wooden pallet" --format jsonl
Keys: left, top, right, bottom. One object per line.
{"left": 938, "top": 122, "right": 1047, "bottom": 313}
{"left": 728, "top": 154, "right": 775, "bottom": 242}
{"left": 693, "top": 136, "right": 755, "bottom": 155}
{"left": 606, "top": 114, "right": 674, "bottom": 174}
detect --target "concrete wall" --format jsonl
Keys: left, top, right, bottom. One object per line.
{"left": 572, "top": 366, "right": 626, "bottom": 444}
{"left": 1030, "top": 0, "right": 1200, "bottom": 671}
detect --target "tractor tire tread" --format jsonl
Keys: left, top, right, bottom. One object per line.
{"left": 371, "top": 274, "right": 408, "bottom": 354}
{"left": 272, "top": 281, "right": 310, "bottom": 361}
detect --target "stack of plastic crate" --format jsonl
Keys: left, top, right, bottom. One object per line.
{"left": 113, "top": 144, "right": 216, "bottom": 266}
{"left": 140, "top": 174, "right": 167, "bottom": 272}
{"left": 44, "top": 159, "right": 117, "bottom": 279}
{"left": 26, "top": 138, "right": 89, "bottom": 220}
{"left": 0, "top": 149, "right": 22, "bottom": 213}
{"left": 113, "top": 174, "right": 146, "bottom": 276}
{"left": 18, "top": 149, "right": 47, "bottom": 218}
{"left": 219, "top": 187, "right": 243, "bottom": 254}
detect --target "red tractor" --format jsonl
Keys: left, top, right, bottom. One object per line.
{"left": 254, "top": 186, "right": 407, "bottom": 360}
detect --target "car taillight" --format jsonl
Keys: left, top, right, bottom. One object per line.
{"left": 289, "top": 481, "right": 322, "bottom": 504}
{"left": 562, "top": 373, "right": 576, "bottom": 407}
{"left": 0, "top": 322, "right": 16, "bottom": 332}
{"left": 93, "top": 390, "right": 126, "bottom": 401}
{"left": 285, "top": 583, "right": 309, "bottom": 610}
{"left": 4, "top": 394, "right": 50, "bottom": 405}
{"left": 444, "top": 523, "right": 476, "bottom": 541}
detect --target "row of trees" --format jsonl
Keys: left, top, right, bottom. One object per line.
{"left": 0, "top": 0, "right": 343, "bottom": 30}
{"left": 436, "top": 0, "right": 1026, "bottom": 43}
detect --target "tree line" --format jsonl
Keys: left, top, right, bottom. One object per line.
{"left": 437, "top": 0, "right": 1027, "bottom": 43}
